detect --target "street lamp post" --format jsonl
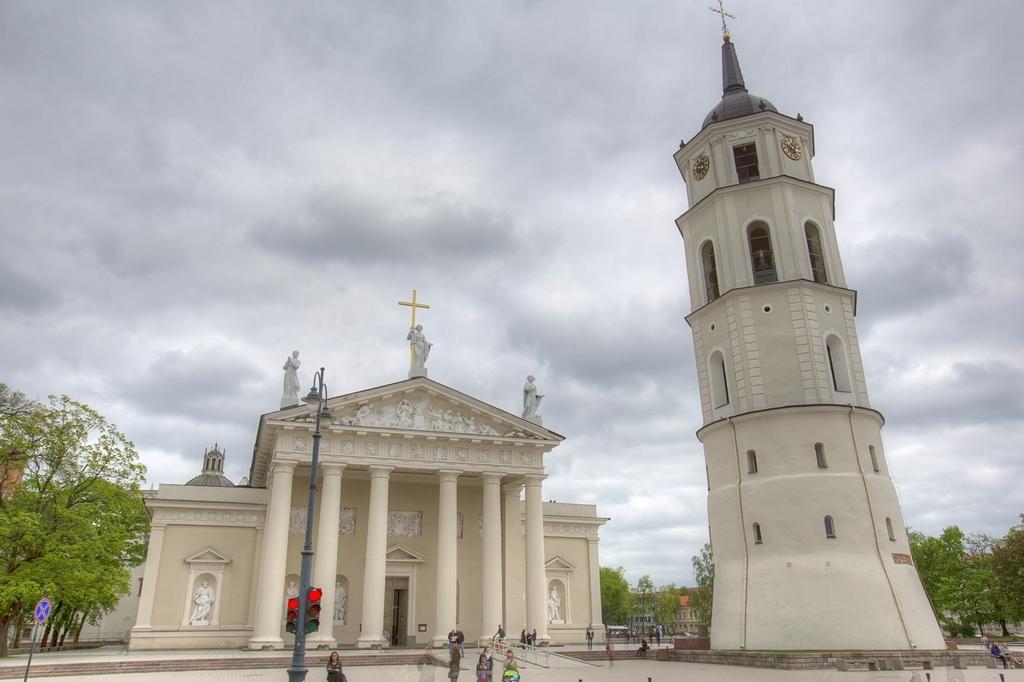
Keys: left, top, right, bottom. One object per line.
{"left": 287, "top": 367, "right": 330, "bottom": 682}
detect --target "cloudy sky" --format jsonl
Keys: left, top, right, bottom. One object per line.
{"left": 2, "top": 1, "right": 1022, "bottom": 587}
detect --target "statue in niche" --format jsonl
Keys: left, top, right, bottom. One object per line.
{"left": 407, "top": 325, "right": 432, "bottom": 369}
{"left": 395, "top": 399, "right": 415, "bottom": 428}
{"left": 547, "top": 585, "right": 561, "bottom": 622}
{"left": 334, "top": 582, "right": 347, "bottom": 624}
{"left": 522, "top": 375, "right": 543, "bottom": 420}
{"left": 281, "top": 351, "right": 301, "bottom": 407}
{"left": 190, "top": 580, "right": 215, "bottom": 625}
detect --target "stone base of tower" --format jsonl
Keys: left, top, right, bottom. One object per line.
{"left": 710, "top": 554, "right": 945, "bottom": 650}
{"left": 700, "top": 405, "right": 945, "bottom": 651}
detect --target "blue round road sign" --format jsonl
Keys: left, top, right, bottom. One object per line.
{"left": 34, "top": 598, "right": 51, "bottom": 624}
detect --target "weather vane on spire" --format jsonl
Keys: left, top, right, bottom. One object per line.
{"left": 708, "top": 0, "right": 735, "bottom": 40}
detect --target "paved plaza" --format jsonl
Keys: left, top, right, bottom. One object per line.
{"left": 15, "top": 661, "right": 1024, "bottom": 682}
{"left": 4, "top": 644, "right": 1022, "bottom": 682}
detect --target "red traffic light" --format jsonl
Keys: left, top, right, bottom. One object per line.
{"left": 307, "top": 587, "right": 323, "bottom": 601}
{"left": 287, "top": 597, "right": 299, "bottom": 610}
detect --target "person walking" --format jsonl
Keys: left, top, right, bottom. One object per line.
{"left": 448, "top": 629, "right": 459, "bottom": 656}
{"left": 494, "top": 623, "right": 505, "bottom": 643}
{"left": 476, "top": 648, "right": 494, "bottom": 682}
{"left": 449, "top": 647, "right": 462, "bottom": 681}
{"left": 456, "top": 628, "right": 465, "bottom": 656}
{"left": 585, "top": 624, "right": 594, "bottom": 651}
{"left": 326, "top": 651, "right": 347, "bottom": 682}
{"left": 519, "top": 629, "right": 527, "bottom": 646}
{"left": 605, "top": 636, "right": 615, "bottom": 667}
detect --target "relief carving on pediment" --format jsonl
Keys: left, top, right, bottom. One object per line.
{"left": 331, "top": 395, "right": 521, "bottom": 437}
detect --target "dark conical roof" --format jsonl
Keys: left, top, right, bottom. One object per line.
{"left": 702, "top": 36, "right": 777, "bottom": 129}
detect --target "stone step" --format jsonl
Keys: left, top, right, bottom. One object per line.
{"left": 0, "top": 652, "right": 444, "bottom": 679}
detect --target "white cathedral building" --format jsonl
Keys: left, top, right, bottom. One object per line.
{"left": 129, "top": 367, "right": 606, "bottom": 650}
{"left": 673, "top": 30, "right": 945, "bottom": 650}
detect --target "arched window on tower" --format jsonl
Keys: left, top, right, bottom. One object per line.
{"left": 804, "top": 222, "right": 828, "bottom": 284}
{"left": 747, "top": 449, "right": 758, "bottom": 474}
{"left": 709, "top": 351, "right": 730, "bottom": 408}
{"left": 815, "top": 442, "right": 827, "bottom": 468}
{"left": 752, "top": 522, "right": 763, "bottom": 544}
{"left": 869, "top": 445, "right": 880, "bottom": 473}
{"left": 885, "top": 517, "right": 896, "bottom": 542}
{"left": 701, "top": 241, "right": 720, "bottom": 302}
{"left": 825, "top": 334, "right": 853, "bottom": 393}
{"left": 748, "top": 223, "right": 778, "bottom": 284}
{"left": 824, "top": 515, "right": 836, "bottom": 539}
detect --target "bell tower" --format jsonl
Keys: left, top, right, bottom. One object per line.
{"left": 674, "top": 30, "right": 945, "bottom": 650}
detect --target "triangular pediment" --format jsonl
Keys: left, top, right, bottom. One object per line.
{"left": 545, "top": 555, "right": 576, "bottom": 571}
{"left": 269, "top": 377, "right": 562, "bottom": 443}
{"left": 184, "top": 546, "right": 232, "bottom": 565}
{"left": 386, "top": 544, "right": 426, "bottom": 563}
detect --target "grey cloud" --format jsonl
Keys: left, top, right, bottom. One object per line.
{"left": 119, "top": 345, "right": 267, "bottom": 423}
{"left": 848, "top": 231, "right": 976, "bottom": 324}
{"left": 873, "top": 360, "right": 1024, "bottom": 429}
{"left": 250, "top": 189, "right": 524, "bottom": 270}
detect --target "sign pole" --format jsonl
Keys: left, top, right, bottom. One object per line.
{"left": 22, "top": 621, "right": 38, "bottom": 682}
{"left": 24, "top": 595, "right": 52, "bottom": 682}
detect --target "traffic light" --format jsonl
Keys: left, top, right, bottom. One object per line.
{"left": 305, "top": 586, "right": 323, "bottom": 634}
{"left": 285, "top": 595, "right": 299, "bottom": 634}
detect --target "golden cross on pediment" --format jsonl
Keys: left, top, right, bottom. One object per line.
{"left": 708, "top": 0, "right": 735, "bottom": 39}
{"left": 399, "top": 289, "right": 430, "bottom": 368}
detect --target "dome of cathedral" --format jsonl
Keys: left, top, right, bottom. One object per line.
{"left": 185, "top": 444, "right": 235, "bottom": 487}
{"left": 185, "top": 471, "right": 235, "bottom": 487}
{"left": 701, "top": 36, "right": 778, "bottom": 129}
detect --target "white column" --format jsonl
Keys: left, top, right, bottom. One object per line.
{"left": 249, "top": 460, "right": 296, "bottom": 649}
{"left": 431, "top": 469, "right": 460, "bottom": 646}
{"left": 587, "top": 538, "right": 603, "bottom": 630}
{"left": 132, "top": 524, "right": 165, "bottom": 631}
{"left": 308, "top": 462, "right": 345, "bottom": 648}
{"left": 357, "top": 465, "right": 392, "bottom": 648}
{"left": 524, "top": 474, "right": 549, "bottom": 644}
{"left": 502, "top": 482, "right": 524, "bottom": 633}
{"left": 480, "top": 472, "right": 504, "bottom": 641}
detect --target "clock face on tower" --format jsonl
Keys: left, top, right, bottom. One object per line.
{"left": 692, "top": 153, "right": 711, "bottom": 181}
{"left": 781, "top": 136, "right": 803, "bottom": 160}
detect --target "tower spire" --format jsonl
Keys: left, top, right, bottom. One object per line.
{"left": 720, "top": 34, "right": 747, "bottom": 95}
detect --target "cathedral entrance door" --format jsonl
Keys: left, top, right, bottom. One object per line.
{"left": 383, "top": 576, "right": 409, "bottom": 646}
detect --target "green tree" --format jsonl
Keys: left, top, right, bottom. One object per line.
{"left": 0, "top": 389, "right": 149, "bottom": 656}
{"left": 990, "top": 515, "right": 1024, "bottom": 625}
{"left": 690, "top": 543, "right": 714, "bottom": 630}
{"left": 633, "top": 574, "right": 655, "bottom": 628}
{"left": 653, "top": 583, "right": 682, "bottom": 630}
{"left": 599, "top": 566, "right": 631, "bottom": 626}
{"left": 908, "top": 526, "right": 1002, "bottom": 637}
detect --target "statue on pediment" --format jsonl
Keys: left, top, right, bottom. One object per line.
{"left": 281, "top": 351, "right": 301, "bottom": 408}
{"left": 523, "top": 375, "right": 543, "bottom": 421}
{"left": 407, "top": 325, "right": 432, "bottom": 369}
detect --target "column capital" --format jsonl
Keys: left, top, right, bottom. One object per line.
{"left": 270, "top": 460, "right": 297, "bottom": 475}
{"left": 502, "top": 480, "right": 523, "bottom": 497}
{"left": 481, "top": 472, "right": 503, "bottom": 485}
{"left": 587, "top": 536, "right": 600, "bottom": 545}
{"left": 437, "top": 468, "right": 463, "bottom": 482}
{"left": 320, "top": 462, "right": 346, "bottom": 476}
{"left": 368, "top": 465, "right": 394, "bottom": 479}
{"left": 522, "top": 473, "right": 548, "bottom": 487}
